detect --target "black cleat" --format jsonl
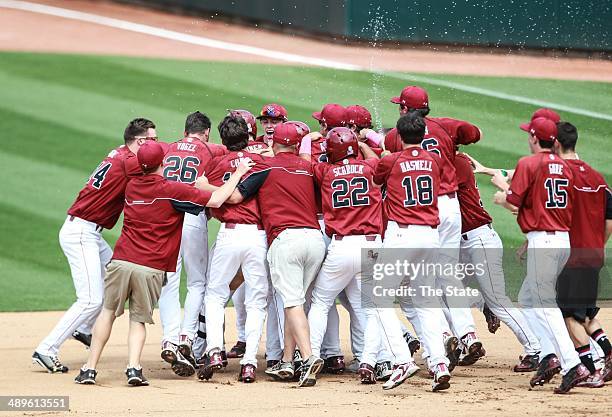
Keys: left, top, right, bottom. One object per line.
{"left": 72, "top": 331, "right": 92, "bottom": 348}
{"left": 32, "top": 352, "right": 68, "bottom": 373}
{"left": 74, "top": 368, "right": 97, "bottom": 385}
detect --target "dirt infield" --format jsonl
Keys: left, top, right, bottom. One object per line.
{"left": 1, "top": 308, "right": 610, "bottom": 417}
{"left": 1, "top": 0, "right": 612, "bottom": 81}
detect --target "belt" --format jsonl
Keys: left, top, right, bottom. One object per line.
{"left": 224, "top": 222, "right": 264, "bottom": 230}
{"left": 442, "top": 191, "right": 457, "bottom": 199}
{"left": 461, "top": 223, "right": 492, "bottom": 240}
{"left": 333, "top": 235, "right": 378, "bottom": 241}
{"left": 396, "top": 223, "right": 437, "bottom": 229}
{"left": 317, "top": 213, "right": 324, "bottom": 221}
{"left": 69, "top": 215, "right": 103, "bottom": 232}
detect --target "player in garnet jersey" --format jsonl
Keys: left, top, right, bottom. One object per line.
{"left": 74, "top": 141, "right": 253, "bottom": 386}
{"left": 308, "top": 103, "right": 347, "bottom": 162}
{"left": 554, "top": 121, "right": 612, "bottom": 385}
{"left": 372, "top": 112, "right": 452, "bottom": 392}
{"left": 33, "top": 118, "right": 156, "bottom": 374}
{"left": 232, "top": 122, "right": 327, "bottom": 387}
{"left": 255, "top": 103, "right": 288, "bottom": 147}
{"left": 198, "top": 115, "right": 269, "bottom": 383}
{"left": 493, "top": 117, "right": 590, "bottom": 394}
{"left": 387, "top": 85, "right": 484, "bottom": 370}
{"left": 345, "top": 104, "right": 384, "bottom": 159}
{"left": 455, "top": 152, "right": 541, "bottom": 371}
{"left": 157, "top": 111, "right": 228, "bottom": 378}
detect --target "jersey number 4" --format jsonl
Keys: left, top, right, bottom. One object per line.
{"left": 90, "top": 162, "right": 112, "bottom": 189}
{"left": 544, "top": 178, "right": 569, "bottom": 208}
{"left": 403, "top": 175, "right": 434, "bottom": 207}
{"left": 331, "top": 177, "right": 370, "bottom": 208}
{"left": 163, "top": 156, "right": 200, "bottom": 183}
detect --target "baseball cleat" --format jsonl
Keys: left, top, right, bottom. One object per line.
{"left": 172, "top": 351, "right": 196, "bottom": 377}
{"left": 323, "top": 355, "right": 345, "bottom": 374}
{"left": 265, "top": 360, "right": 294, "bottom": 380}
{"left": 374, "top": 361, "right": 393, "bottom": 381}
{"left": 553, "top": 364, "right": 590, "bottom": 394}
{"left": 126, "top": 367, "right": 149, "bottom": 386}
{"left": 432, "top": 363, "right": 451, "bottom": 392}
{"left": 72, "top": 330, "right": 92, "bottom": 348}
{"left": 443, "top": 333, "right": 459, "bottom": 372}
{"left": 196, "top": 354, "right": 214, "bottom": 380}
{"left": 298, "top": 356, "right": 324, "bottom": 387}
{"left": 358, "top": 363, "right": 377, "bottom": 384}
{"left": 403, "top": 331, "right": 421, "bottom": 356}
{"left": 458, "top": 346, "right": 486, "bottom": 366}
{"left": 266, "top": 359, "right": 280, "bottom": 369}
{"left": 603, "top": 353, "right": 612, "bottom": 382}
{"left": 32, "top": 352, "right": 68, "bottom": 373}
{"left": 458, "top": 332, "right": 484, "bottom": 365}
{"left": 221, "top": 350, "right": 229, "bottom": 368}
{"left": 513, "top": 354, "right": 539, "bottom": 372}
{"left": 576, "top": 369, "right": 605, "bottom": 388}
{"left": 530, "top": 354, "right": 561, "bottom": 387}
{"left": 239, "top": 364, "right": 257, "bottom": 383}
{"left": 382, "top": 361, "right": 419, "bottom": 390}
{"left": 74, "top": 368, "right": 97, "bottom": 385}
{"left": 177, "top": 335, "right": 194, "bottom": 361}
{"left": 345, "top": 358, "right": 360, "bottom": 373}
{"left": 160, "top": 341, "right": 178, "bottom": 365}
{"left": 482, "top": 304, "right": 501, "bottom": 334}
{"left": 227, "top": 341, "right": 246, "bottom": 359}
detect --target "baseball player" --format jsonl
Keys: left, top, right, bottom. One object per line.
{"left": 157, "top": 111, "right": 227, "bottom": 377}
{"left": 455, "top": 151, "right": 542, "bottom": 369}
{"left": 310, "top": 103, "right": 346, "bottom": 162}
{"left": 231, "top": 122, "right": 327, "bottom": 387}
{"left": 198, "top": 115, "right": 269, "bottom": 383}
{"left": 493, "top": 117, "right": 590, "bottom": 393}
{"left": 74, "top": 141, "right": 253, "bottom": 386}
{"left": 33, "top": 118, "right": 156, "bottom": 374}
{"left": 386, "top": 86, "right": 484, "bottom": 368}
{"left": 255, "top": 103, "right": 287, "bottom": 147}
{"left": 553, "top": 121, "right": 612, "bottom": 386}
{"left": 368, "top": 112, "right": 452, "bottom": 392}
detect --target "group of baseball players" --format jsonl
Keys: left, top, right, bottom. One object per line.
{"left": 31, "top": 84, "right": 611, "bottom": 394}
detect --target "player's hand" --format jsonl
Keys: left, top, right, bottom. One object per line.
{"left": 236, "top": 158, "right": 255, "bottom": 175}
{"left": 515, "top": 240, "right": 528, "bottom": 264}
{"left": 195, "top": 175, "right": 209, "bottom": 188}
{"left": 464, "top": 153, "right": 487, "bottom": 174}
{"left": 359, "top": 128, "right": 375, "bottom": 141}
{"left": 493, "top": 190, "right": 506, "bottom": 206}
{"left": 491, "top": 171, "right": 509, "bottom": 190}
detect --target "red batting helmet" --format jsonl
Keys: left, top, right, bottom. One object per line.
{"left": 346, "top": 105, "right": 372, "bottom": 128}
{"left": 256, "top": 103, "right": 288, "bottom": 121}
{"left": 228, "top": 109, "right": 257, "bottom": 138}
{"left": 312, "top": 104, "right": 347, "bottom": 128}
{"left": 286, "top": 120, "right": 310, "bottom": 137}
{"left": 326, "top": 127, "right": 358, "bottom": 163}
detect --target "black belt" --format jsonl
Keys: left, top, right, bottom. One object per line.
{"left": 461, "top": 223, "right": 492, "bottom": 240}
{"left": 396, "top": 223, "right": 437, "bottom": 229}
{"left": 334, "top": 235, "right": 378, "bottom": 241}
{"left": 224, "top": 222, "right": 264, "bottom": 230}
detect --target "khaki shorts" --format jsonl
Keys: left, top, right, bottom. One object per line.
{"left": 267, "top": 228, "right": 326, "bottom": 308}
{"left": 103, "top": 259, "right": 166, "bottom": 324}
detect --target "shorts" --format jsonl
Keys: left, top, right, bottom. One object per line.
{"left": 103, "top": 259, "right": 166, "bottom": 324}
{"left": 267, "top": 228, "right": 326, "bottom": 308}
{"left": 556, "top": 267, "right": 600, "bottom": 322}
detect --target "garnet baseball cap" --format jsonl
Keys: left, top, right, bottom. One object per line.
{"left": 272, "top": 122, "right": 301, "bottom": 145}
{"left": 527, "top": 117, "right": 558, "bottom": 142}
{"left": 519, "top": 108, "right": 561, "bottom": 132}
{"left": 390, "top": 86, "right": 429, "bottom": 108}
{"left": 312, "top": 104, "right": 347, "bottom": 127}
{"left": 346, "top": 105, "right": 372, "bottom": 127}
{"left": 137, "top": 141, "right": 165, "bottom": 171}
{"left": 256, "top": 103, "right": 288, "bottom": 120}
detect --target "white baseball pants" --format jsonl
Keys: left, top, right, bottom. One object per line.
{"left": 308, "top": 235, "right": 377, "bottom": 358}
{"left": 37, "top": 216, "right": 111, "bottom": 356}
{"left": 158, "top": 212, "right": 208, "bottom": 345}
{"left": 460, "top": 224, "right": 541, "bottom": 355}
{"left": 231, "top": 283, "right": 247, "bottom": 342}
{"left": 518, "top": 231, "right": 581, "bottom": 374}
{"left": 205, "top": 224, "right": 269, "bottom": 366}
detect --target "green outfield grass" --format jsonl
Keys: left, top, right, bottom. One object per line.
{"left": 0, "top": 52, "right": 610, "bottom": 311}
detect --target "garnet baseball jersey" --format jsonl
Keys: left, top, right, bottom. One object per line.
{"left": 373, "top": 147, "right": 442, "bottom": 227}
{"left": 313, "top": 158, "right": 383, "bottom": 237}
{"left": 206, "top": 150, "right": 265, "bottom": 226}
{"left": 311, "top": 137, "right": 328, "bottom": 163}
{"left": 384, "top": 117, "right": 480, "bottom": 195}
{"left": 455, "top": 153, "right": 492, "bottom": 233}
{"left": 67, "top": 145, "right": 141, "bottom": 229}
{"left": 507, "top": 150, "right": 574, "bottom": 233}
{"left": 237, "top": 152, "right": 320, "bottom": 245}
{"left": 112, "top": 174, "right": 212, "bottom": 272}
{"left": 244, "top": 140, "right": 269, "bottom": 154}
{"left": 255, "top": 135, "right": 273, "bottom": 148}
{"left": 163, "top": 138, "right": 227, "bottom": 184}
{"left": 565, "top": 159, "right": 609, "bottom": 267}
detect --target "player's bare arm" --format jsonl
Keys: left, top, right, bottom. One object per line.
{"left": 464, "top": 152, "right": 515, "bottom": 179}
{"left": 357, "top": 141, "right": 379, "bottom": 160}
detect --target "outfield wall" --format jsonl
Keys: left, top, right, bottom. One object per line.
{"left": 117, "top": 0, "right": 611, "bottom": 52}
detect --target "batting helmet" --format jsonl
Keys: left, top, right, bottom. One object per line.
{"left": 286, "top": 120, "right": 310, "bottom": 137}
{"left": 346, "top": 105, "right": 372, "bottom": 128}
{"left": 326, "top": 127, "right": 358, "bottom": 163}
{"left": 256, "top": 103, "right": 288, "bottom": 121}
{"left": 228, "top": 109, "right": 257, "bottom": 138}
{"left": 312, "top": 104, "right": 347, "bottom": 128}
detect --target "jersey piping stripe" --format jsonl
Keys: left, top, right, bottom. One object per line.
{"left": 125, "top": 197, "right": 206, "bottom": 206}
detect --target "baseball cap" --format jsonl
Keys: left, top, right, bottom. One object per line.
{"left": 256, "top": 103, "right": 288, "bottom": 121}
{"left": 137, "top": 141, "right": 165, "bottom": 171}
{"left": 346, "top": 105, "right": 372, "bottom": 128}
{"left": 527, "top": 117, "right": 558, "bottom": 142}
{"left": 312, "top": 104, "right": 347, "bottom": 128}
{"left": 519, "top": 108, "right": 561, "bottom": 132}
{"left": 390, "top": 86, "right": 429, "bottom": 108}
{"left": 272, "top": 122, "right": 301, "bottom": 145}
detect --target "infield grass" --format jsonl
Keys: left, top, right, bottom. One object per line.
{"left": 0, "top": 52, "right": 610, "bottom": 311}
